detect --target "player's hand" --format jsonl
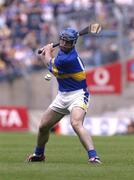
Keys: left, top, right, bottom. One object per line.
{"left": 39, "top": 43, "right": 55, "bottom": 66}
{"left": 40, "top": 43, "right": 54, "bottom": 56}
{"left": 90, "top": 23, "right": 102, "bottom": 34}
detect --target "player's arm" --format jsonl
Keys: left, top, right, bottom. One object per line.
{"left": 39, "top": 43, "right": 55, "bottom": 67}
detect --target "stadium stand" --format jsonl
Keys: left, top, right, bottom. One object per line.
{"left": 0, "top": 0, "right": 134, "bottom": 82}
{"left": 0, "top": 0, "right": 134, "bottom": 117}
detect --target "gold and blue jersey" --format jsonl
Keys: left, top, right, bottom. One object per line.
{"left": 48, "top": 48, "right": 88, "bottom": 92}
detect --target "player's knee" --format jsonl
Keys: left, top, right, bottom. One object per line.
{"left": 38, "top": 123, "right": 49, "bottom": 133}
{"left": 71, "top": 119, "right": 81, "bottom": 130}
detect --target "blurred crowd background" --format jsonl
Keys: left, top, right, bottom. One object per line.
{"left": 0, "top": 0, "right": 134, "bottom": 83}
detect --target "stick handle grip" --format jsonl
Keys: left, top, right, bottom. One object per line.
{"left": 38, "top": 43, "right": 60, "bottom": 54}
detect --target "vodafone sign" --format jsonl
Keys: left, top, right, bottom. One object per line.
{"left": 93, "top": 68, "right": 110, "bottom": 86}
{"left": 0, "top": 106, "right": 29, "bottom": 131}
{"left": 86, "top": 63, "right": 122, "bottom": 94}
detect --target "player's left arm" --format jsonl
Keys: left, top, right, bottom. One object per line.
{"left": 39, "top": 43, "right": 55, "bottom": 67}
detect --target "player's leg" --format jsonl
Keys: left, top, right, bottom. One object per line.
{"left": 27, "top": 107, "right": 64, "bottom": 162}
{"left": 70, "top": 107, "right": 94, "bottom": 150}
{"left": 70, "top": 107, "right": 101, "bottom": 164}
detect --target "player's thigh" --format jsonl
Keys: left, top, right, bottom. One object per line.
{"left": 40, "top": 107, "right": 64, "bottom": 128}
{"left": 70, "top": 107, "right": 86, "bottom": 126}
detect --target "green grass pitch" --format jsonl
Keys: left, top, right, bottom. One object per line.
{"left": 0, "top": 132, "right": 134, "bottom": 180}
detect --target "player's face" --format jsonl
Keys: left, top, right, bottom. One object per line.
{"left": 59, "top": 39, "right": 74, "bottom": 53}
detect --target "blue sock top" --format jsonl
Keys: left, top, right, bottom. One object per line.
{"left": 88, "top": 150, "right": 97, "bottom": 158}
{"left": 35, "top": 146, "right": 45, "bottom": 156}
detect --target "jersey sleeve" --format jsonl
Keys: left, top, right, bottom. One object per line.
{"left": 48, "top": 58, "right": 53, "bottom": 73}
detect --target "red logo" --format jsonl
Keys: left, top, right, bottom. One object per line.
{"left": 126, "top": 58, "right": 134, "bottom": 81}
{"left": 0, "top": 107, "right": 29, "bottom": 131}
{"left": 86, "top": 63, "right": 122, "bottom": 94}
{"left": 93, "top": 68, "right": 110, "bottom": 86}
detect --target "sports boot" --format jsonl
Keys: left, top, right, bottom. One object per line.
{"left": 27, "top": 154, "right": 45, "bottom": 162}
{"left": 89, "top": 156, "right": 102, "bottom": 164}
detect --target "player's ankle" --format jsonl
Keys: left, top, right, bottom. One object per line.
{"left": 34, "top": 146, "right": 45, "bottom": 156}
{"left": 87, "top": 149, "right": 97, "bottom": 159}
